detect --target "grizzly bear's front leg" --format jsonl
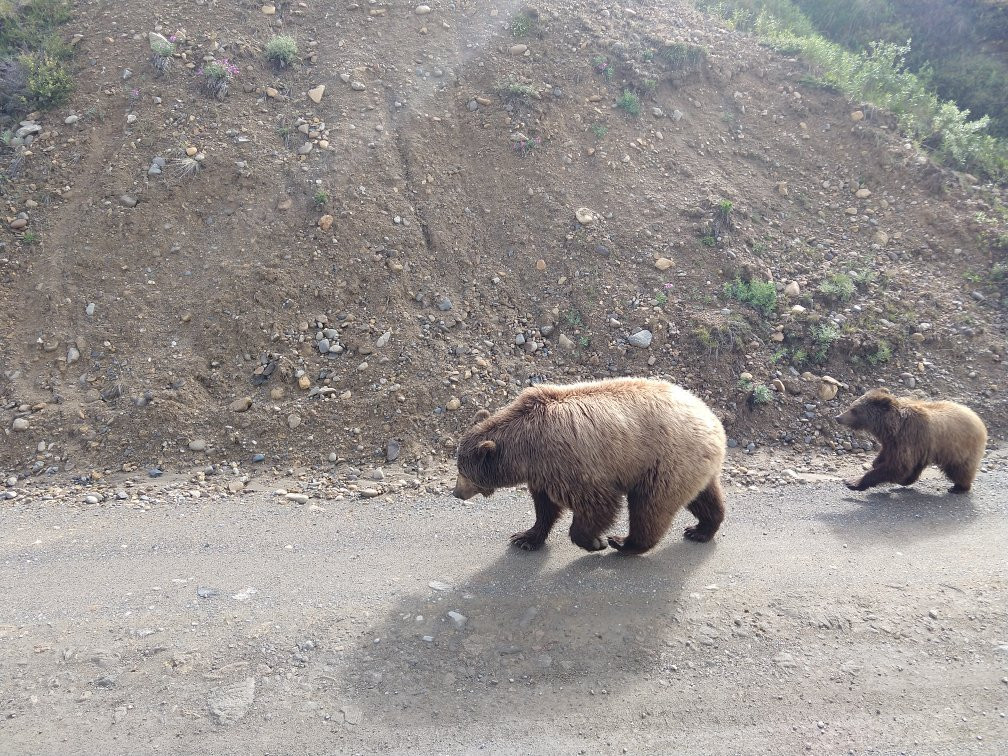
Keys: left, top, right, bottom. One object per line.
{"left": 844, "top": 459, "right": 904, "bottom": 491}
{"left": 510, "top": 490, "right": 563, "bottom": 551}
{"left": 567, "top": 491, "right": 619, "bottom": 552}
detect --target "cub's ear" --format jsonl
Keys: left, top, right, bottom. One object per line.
{"left": 473, "top": 408, "right": 491, "bottom": 423}
{"left": 476, "top": 439, "right": 496, "bottom": 455}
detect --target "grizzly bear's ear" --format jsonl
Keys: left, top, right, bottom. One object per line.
{"left": 473, "top": 409, "right": 491, "bottom": 423}
{"left": 476, "top": 439, "right": 496, "bottom": 455}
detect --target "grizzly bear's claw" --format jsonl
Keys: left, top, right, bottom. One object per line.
{"left": 683, "top": 526, "right": 714, "bottom": 543}
{"left": 510, "top": 530, "right": 546, "bottom": 551}
{"left": 843, "top": 478, "right": 862, "bottom": 491}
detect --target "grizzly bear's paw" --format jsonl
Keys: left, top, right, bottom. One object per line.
{"left": 510, "top": 529, "right": 546, "bottom": 551}
{"left": 949, "top": 483, "right": 971, "bottom": 494}
{"left": 843, "top": 478, "right": 864, "bottom": 491}
{"left": 683, "top": 526, "right": 715, "bottom": 543}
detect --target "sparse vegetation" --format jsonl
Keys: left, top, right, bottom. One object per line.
{"left": 265, "top": 35, "right": 299, "bottom": 68}
{"left": 616, "top": 89, "right": 641, "bottom": 117}
{"left": 723, "top": 276, "right": 778, "bottom": 317}
{"left": 21, "top": 52, "right": 72, "bottom": 107}
{"left": 866, "top": 340, "right": 892, "bottom": 366}
{"left": 811, "top": 322, "right": 839, "bottom": 363}
{"left": 656, "top": 41, "right": 708, "bottom": 72}
{"left": 313, "top": 188, "right": 329, "bottom": 208}
{"left": 0, "top": 0, "right": 73, "bottom": 113}
{"left": 739, "top": 376, "right": 773, "bottom": 406}
{"left": 198, "top": 57, "right": 238, "bottom": 99}
{"left": 590, "top": 123, "right": 608, "bottom": 139}
{"left": 510, "top": 13, "right": 534, "bottom": 38}
{"left": 697, "top": 0, "right": 1008, "bottom": 180}
{"left": 21, "top": 229, "right": 38, "bottom": 244}
{"left": 495, "top": 80, "right": 537, "bottom": 100}
{"left": 818, "top": 273, "right": 855, "bottom": 302}
{"left": 692, "top": 318, "right": 752, "bottom": 355}
{"left": 513, "top": 135, "right": 541, "bottom": 157}
{"left": 592, "top": 55, "right": 615, "bottom": 81}
{"left": 700, "top": 233, "right": 717, "bottom": 248}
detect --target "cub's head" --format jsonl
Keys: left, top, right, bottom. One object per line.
{"left": 452, "top": 408, "right": 498, "bottom": 500}
{"left": 835, "top": 387, "right": 896, "bottom": 432}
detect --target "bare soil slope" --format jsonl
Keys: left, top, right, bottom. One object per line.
{"left": 2, "top": 0, "right": 1006, "bottom": 479}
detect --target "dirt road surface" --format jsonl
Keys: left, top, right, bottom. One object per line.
{"left": 2, "top": 467, "right": 1006, "bottom": 755}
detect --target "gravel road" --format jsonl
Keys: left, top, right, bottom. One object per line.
{"left": 1, "top": 466, "right": 1006, "bottom": 755}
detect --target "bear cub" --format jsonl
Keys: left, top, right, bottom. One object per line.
{"left": 452, "top": 377, "right": 727, "bottom": 555}
{"left": 836, "top": 387, "right": 987, "bottom": 494}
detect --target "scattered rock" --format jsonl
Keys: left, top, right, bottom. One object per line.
{"left": 783, "top": 281, "right": 800, "bottom": 297}
{"left": 447, "top": 611, "right": 468, "bottom": 629}
{"left": 627, "top": 330, "right": 652, "bottom": 348}
{"left": 575, "top": 207, "right": 596, "bottom": 225}
{"left": 230, "top": 397, "right": 253, "bottom": 412}
{"left": 189, "top": 439, "right": 207, "bottom": 452}
{"left": 308, "top": 85, "right": 325, "bottom": 103}
{"left": 318, "top": 215, "right": 334, "bottom": 231}
{"left": 654, "top": 257, "right": 673, "bottom": 271}
{"left": 817, "top": 377, "right": 840, "bottom": 402}
{"left": 208, "top": 678, "right": 255, "bottom": 725}
{"left": 12, "top": 418, "right": 29, "bottom": 432}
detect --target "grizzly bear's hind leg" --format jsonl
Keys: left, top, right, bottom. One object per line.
{"left": 568, "top": 490, "right": 619, "bottom": 552}
{"left": 684, "top": 478, "right": 725, "bottom": 543}
{"left": 510, "top": 490, "right": 563, "bottom": 551}
{"left": 608, "top": 480, "right": 676, "bottom": 555}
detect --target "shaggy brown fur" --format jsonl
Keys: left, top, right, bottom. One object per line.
{"left": 452, "top": 377, "right": 728, "bottom": 555}
{"left": 835, "top": 388, "right": 988, "bottom": 494}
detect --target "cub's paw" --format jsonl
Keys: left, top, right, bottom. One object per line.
{"left": 683, "top": 526, "right": 714, "bottom": 543}
{"left": 843, "top": 478, "right": 863, "bottom": 491}
{"left": 510, "top": 530, "right": 545, "bottom": 551}
{"left": 949, "top": 484, "right": 971, "bottom": 495}
{"left": 608, "top": 536, "right": 647, "bottom": 554}
{"left": 571, "top": 534, "right": 608, "bottom": 552}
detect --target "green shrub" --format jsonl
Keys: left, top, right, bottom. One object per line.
{"left": 657, "top": 42, "right": 708, "bottom": 71}
{"left": 265, "top": 35, "right": 298, "bottom": 68}
{"left": 495, "top": 80, "right": 537, "bottom": 100}
{"left": 510, "top": 13, "right": 533, "bottom": 38}
{"left": 723, "top": 276, "right": 777, "bottom": 317}
{"left": 21, "top": 52, "right": 71, "bottom": 107}
{"left": 616, "top": 89, "right": 641, "bottom": 117}
{"left": 590, "top": 123, "right": 608, "bottom": 139}
{"left": 866, "top": 340, "right": 892, "bottom": 365}
{"left": 818, "top": 273, "right": 855, "bottom": 302}
{"left": 313, "top": 188, "right": 329, "bottom": 208}
{"left": 811, "top": 322, "right": 839, "bottom": 362}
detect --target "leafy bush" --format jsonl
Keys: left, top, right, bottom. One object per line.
{"left": 265, "top": 35, "right": 298, "bottom": 68}
{"left": 723, "top": 276, "right": 777, "bottom": 317}
{"left": 811, "top": 322, "right": 839, "bottom": 362}
{"left": 616, "top": 89, "right": 641, "bottom": 117}
{"left": 866, "top": 340, "right": 892, "bottom": 365}
{"left": 21, "top": 52, "right": 71, "bottom": 107}
{"left": 590, "top": 123, "right": 608, "bottom": 139}
{"left": 818, "top": 273, "right": 855, "bottom": 302}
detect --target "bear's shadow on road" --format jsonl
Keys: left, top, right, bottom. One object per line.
{"left": 815, "top": 483, "right": 979, "bottom": 544}
{"left": 340, "top": 534, "right": 714, "bottom": 722}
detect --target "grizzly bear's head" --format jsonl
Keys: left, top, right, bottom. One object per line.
{"left": 453, "top": 408, "right": 497, "bottom": 500}
{"left": 835, "top": 387, "right": 895, "bottom": 432}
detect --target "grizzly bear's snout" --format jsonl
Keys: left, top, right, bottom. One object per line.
{"left": 452, "top": 474, "right": 490, "bottom": 500}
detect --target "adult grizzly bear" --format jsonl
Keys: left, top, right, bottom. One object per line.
{"left": 835, "top": 387, "right": 987, "bottom": 494}
{"left": 452, "top": 377, "right": 727, "bottom": 555}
